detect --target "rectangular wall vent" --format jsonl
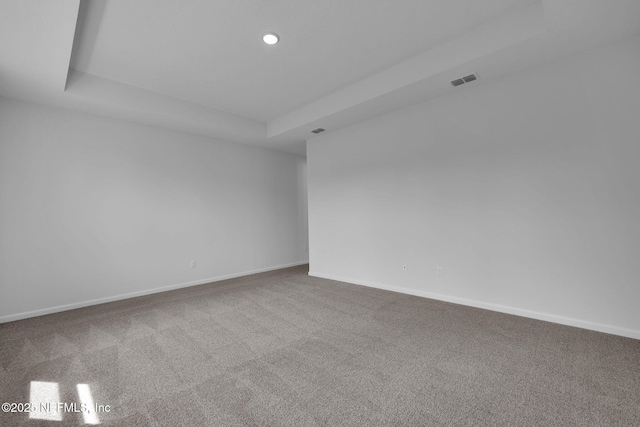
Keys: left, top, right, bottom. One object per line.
{"left": 311, "top": 128, "right": 325, "bottom": 134}
{"left": 451, "top": 73, "right": 479, "bottom": 87}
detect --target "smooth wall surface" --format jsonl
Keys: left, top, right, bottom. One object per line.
{"left": 0, "top": 98, "right": 308, "bottom": 321}
{"left": 307, "top": 35, "right": 640, "bottom": 338}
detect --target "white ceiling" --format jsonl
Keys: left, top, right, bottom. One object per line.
{"left": 1, "top": 0, "right": 640, "bottom": 155}
{"left": 71, "top": 0, "right": 535, "bottom": 122}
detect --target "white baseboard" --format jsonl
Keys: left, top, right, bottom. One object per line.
{"left": 308, "top": 271, "right": 640, "bottom": 341}
{"left": 0, "top": 261, "right": 309, "bottom": 324}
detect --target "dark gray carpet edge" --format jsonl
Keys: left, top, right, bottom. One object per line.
{"left": 1, "top": 265, "right": 639, "bottom": 426}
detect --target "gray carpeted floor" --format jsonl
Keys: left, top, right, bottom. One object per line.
{"left": 1, "top": 265, "right": 639, "bottom": 426}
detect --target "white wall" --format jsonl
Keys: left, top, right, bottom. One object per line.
{"left": 0, "top": 98, "right": 308, "bottom": 321}
{"left": 307, "top": 35, "right": 640, "bottom": 339}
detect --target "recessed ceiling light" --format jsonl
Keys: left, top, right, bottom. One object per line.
{"left": 263, "top": 32, "right": 279, "bottom": 45}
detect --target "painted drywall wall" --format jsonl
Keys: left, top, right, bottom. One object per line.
{"left": 0, "top": 98, "right": 308, "bottom": 321}
{"left": 307, "top": 34, "right": 640, "bottom": 339}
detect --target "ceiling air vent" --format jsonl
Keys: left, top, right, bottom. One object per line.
{"left": 311, "top": 128, "right": 325, "bottom": 134}
{"left": 451, "top": 73, "right": 479, "bottom": 87}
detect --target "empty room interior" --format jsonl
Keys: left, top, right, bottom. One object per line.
{"left": 2, "top": 0, "right": 640, "bottom": 425}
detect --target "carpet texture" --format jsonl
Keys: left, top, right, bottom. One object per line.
{"left": 1, "top": 265, "right": 639, "bottom": 426}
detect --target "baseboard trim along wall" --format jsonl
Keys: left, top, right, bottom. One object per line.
{"left": 308, "top": 271, "right": 640, "bottom": 341}
{"left": 0, "top": 261, "right": 309, "bottom": 324}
